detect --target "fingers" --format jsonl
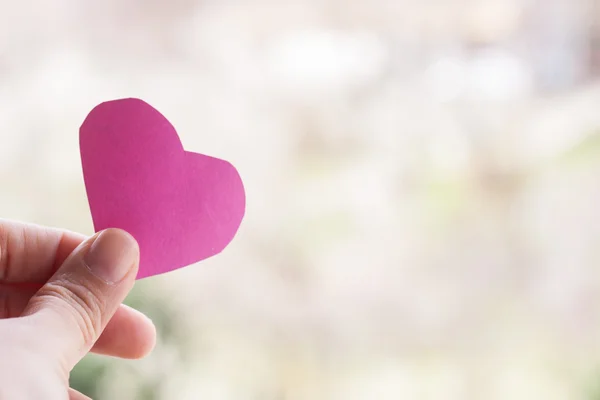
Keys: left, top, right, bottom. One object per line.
{"left": 1, "top": 289, "right": 156, "bottom": 359}
{"left": 0, "top": 220, "right": 156, "bottom": 359}
{"left": 0, "top": 219, "right": 86, "bottom": 284}
{"left": 21, "top": 229, "right": 140, "bottom": 370}
{"left": 91, "top": 304, "right": 156, "bottom": 359}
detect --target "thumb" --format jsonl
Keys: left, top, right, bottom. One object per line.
{"left": 22, "top": 228, "right": 139, "bottom": 370}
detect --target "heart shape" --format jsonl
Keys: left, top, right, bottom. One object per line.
{"left": 80, "top": 98, "right": 246, "bottom": 279}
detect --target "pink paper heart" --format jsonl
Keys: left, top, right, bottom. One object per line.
{"left": 80, "top": 98, "right": 246, "bottom": 279}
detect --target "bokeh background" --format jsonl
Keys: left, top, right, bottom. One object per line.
{"left": 1, "top": 0, "right": 600, "bottom": 399}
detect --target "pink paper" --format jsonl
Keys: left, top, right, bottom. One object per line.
{"left": 80, "top": 98, "right": 246, "bottom": 279}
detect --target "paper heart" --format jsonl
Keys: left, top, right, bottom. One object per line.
{"left": 80, "top": 98, "right": 246, "bottom": 279}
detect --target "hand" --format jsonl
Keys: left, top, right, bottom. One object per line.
{"left": 0, "top": 220, "right": 156, "bottom": 399}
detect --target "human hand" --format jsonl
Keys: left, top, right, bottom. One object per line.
{"left": 0, "top": 220, "right": 156, "bottom": 399}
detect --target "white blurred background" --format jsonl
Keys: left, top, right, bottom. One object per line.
{"left": 1, "top": 0, "right": 600, "bottom": 399}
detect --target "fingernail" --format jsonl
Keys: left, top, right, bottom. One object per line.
{"left": 83, "top": 229, "right": 139, "bottom": 284}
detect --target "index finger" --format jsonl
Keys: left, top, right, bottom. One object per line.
{"left": 0, "top": 219, "right": 86, "bottom": 286}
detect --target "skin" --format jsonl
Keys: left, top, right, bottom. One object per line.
{"left": 0, "top": 219, "right": 156, "bottom": 399}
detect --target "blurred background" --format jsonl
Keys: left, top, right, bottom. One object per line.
{"left": 1, "top": 0, "right": 600, "bottom": 398}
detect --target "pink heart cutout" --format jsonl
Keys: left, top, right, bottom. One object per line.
{"left": 80, "top": 98, "right": 246, "bottom": 279}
